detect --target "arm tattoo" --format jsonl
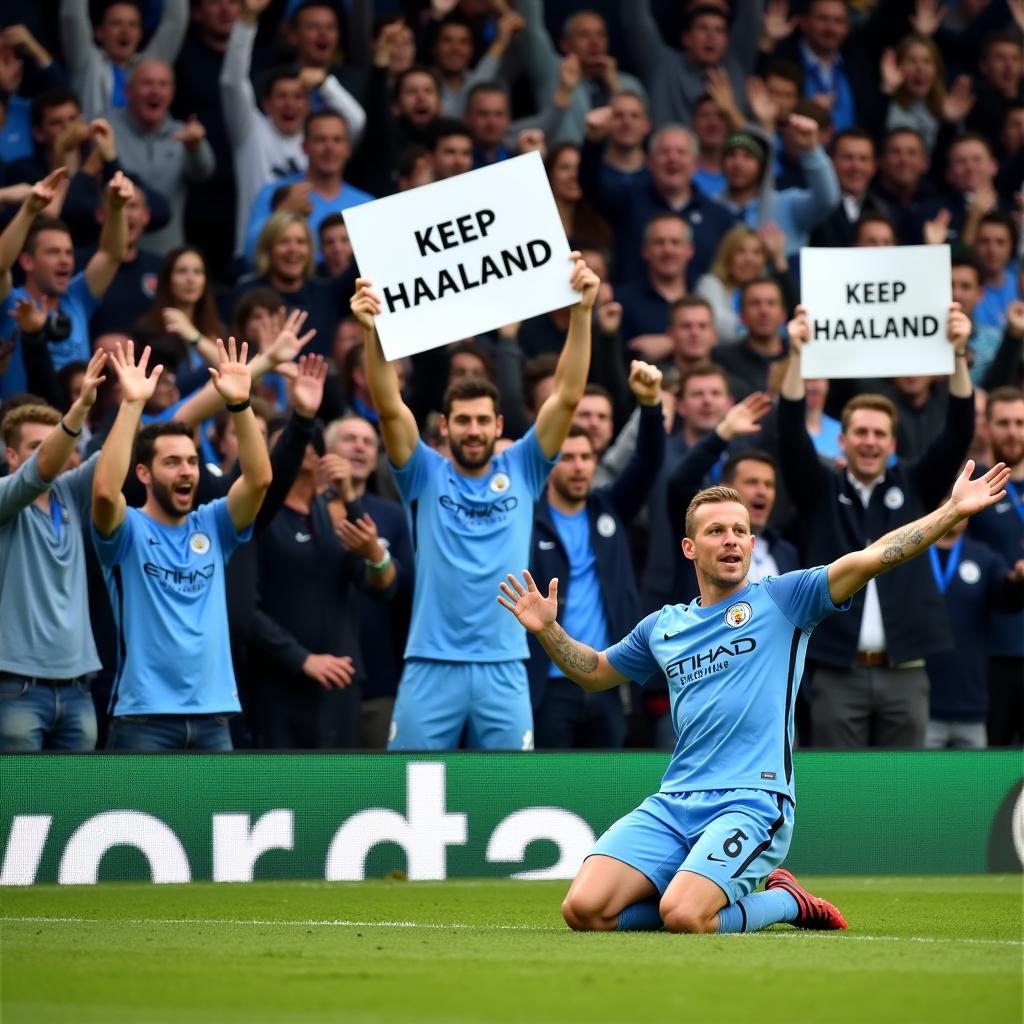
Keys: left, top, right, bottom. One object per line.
{"left": 877, "top": 508, "right": 945, "bottom": 565}
{"left": 541, "top": 622, "right": 599, "bottom": 676}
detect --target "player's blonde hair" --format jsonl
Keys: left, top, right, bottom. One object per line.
{"left": 685, "top": 485, "right": 747, "bottom": 540}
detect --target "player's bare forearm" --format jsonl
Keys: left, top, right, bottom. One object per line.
{"left": 537, "top": 622, "right": 622, "bottom": 691}
{"left": 363, "top": 326, "right": 417, "bottom": 465}
{"left": 92, "top": 400, "right": 143, "bottom": 534}
{"left": 828, "top": 500, "right": 958, "bottom": 604}
{"left": 536, "top": 306, "right": 591, "bottom": 456}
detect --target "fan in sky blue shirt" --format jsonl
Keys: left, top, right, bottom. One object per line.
{"left": 92, "top": 497, "right": 251, "bottom": 716}
{"left": 0, "top": 274, "right": 98, "bottom": 399}
{"left": 392, "top": 426, "right": 557, "bottom": 662}
{"left": 606, "top": 566, "right": 849, "bottom": 801}
{"left": 243, "top": 174, "right": 374, "bottom": 265}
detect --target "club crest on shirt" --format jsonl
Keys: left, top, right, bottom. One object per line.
{"left": 958, "top": 560, "right": 981, "bottom": 585}
{"left": 724, "top": 601, "right": 752, "bottom": 628}
{"left": 142, "top": 273, "right": 158, "bottom": 299}
{"left": 489, "top": 472, "right": 511, "bottom": 494}
{"left": 189, "top": 532, "right": 211, "bottom": 555}
{"left": 596, "top": 513, "right": 616, "bottom": 537}
{"left": 883, "top": 486, "right": 904, "bottom": 510}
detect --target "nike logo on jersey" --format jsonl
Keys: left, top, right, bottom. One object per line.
{"left": 664, "top": 630, "right": 682, "bottom": 641}
{"left": 295, "top": 532, "right": 312, "bottom": 543}
{"left": 147, "top": 538, "right": 160, "bottom": 545}
{"left": 538, "top": 540, "right": 556, "bottom": 550}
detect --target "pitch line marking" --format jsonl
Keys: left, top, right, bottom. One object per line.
{"left": 1, "top": 916, "right": 1020, "bottom": 946}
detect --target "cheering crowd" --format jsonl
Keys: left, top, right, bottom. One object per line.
{"left": 0, "top": 0, "right": 1022, "bottom": 753}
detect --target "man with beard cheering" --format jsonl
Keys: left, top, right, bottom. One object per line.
{"left": 349, "top": 252, "right": 597, "bottom": 750}
{"left": 91, "top": 337, "right": 272, "bottom": 750}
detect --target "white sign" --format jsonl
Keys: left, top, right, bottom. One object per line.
{"left": 344, "top": 151, "right": 577, "bottom": 360}
{"left": 798, "top": 245, "right": 953, "bottom": 379}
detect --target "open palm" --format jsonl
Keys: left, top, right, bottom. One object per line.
{"left": 209, "top": 337, "right": 252, "bottom": 405}
{"left": 951, "top": 461, "right": 1012, "bottom": 519}
{"left": 497, "top": 571, "right": 558, "bottom": 635}
{"left": 111, "top": 340, "right": 162, "bottom": 403}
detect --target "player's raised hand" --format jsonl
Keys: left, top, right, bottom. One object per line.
{"left": 290, "top": 353, "right": 328, "bottom": 417}
{"left": 569, "top": 252, "right": 600, "bottom": 310}
{"left": 351, "top": 279, "right": 382, "bottom": 330}
{"left": 498, "top": 570, "right": 558, "bottom": 635}
{"left": 110, "top": 340, "right": 163, "bottom": 404}
{"left": 25, "top": 167, "right": 67, "bottom": 214}
{"left": 717, "top": 391, "right": 773, "bottom": 440}
{"left": 209, "top": 337, "right": 252, "bottom": 406}
{"left": 787, "top": 304, "right": 811, "bottom": 355}
{"left": 950, "top": 460, "right": 1012, "bottom": 520}
{"left": 946, "top": 301, "right": 971, "bottom": 353}
{"left": 628, "top": 360, "right": 663, "bottom": 406}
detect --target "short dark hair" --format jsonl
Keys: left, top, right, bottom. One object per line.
{"left": 448, "top": 340, "right": 495, "bottom": 381}
{"left": 986, "top": 385, "right": 1024, "bottom": 418}
{"left": 684, "top": 3, "right": 728, "bottom": 31}
{"left": 981, "top": 30, "right": 1023, "bottom": 61}
{"left": 829, "top": 126, "right": 875, "bottom": 157}
{"left": 429, "top": 117, "right": 473, "bottom": 150}
{"left": 949, "top": 131, "right": 996, "bottom": 160}
{"left": 523, "top": 353, "right": 558, "bottom": 413}
{"left": 564, "top": 423, "right": 593, "bottom": 446}
{"left": 722, "top": 449, "right": 776, "bottom": 484}
{"left": 318, "top": 212, "right": 346, "bottom": 239}
{"left": 466, "top": 81, "right": 508, "bottom": 108}
{"left": 262, "top": 66, "right": 302, "bottom": 100}
{"left": 134, "top": 421, "right": 195, "bottom": 470}
{"left": 232, "top": 287, "right": 283, "bottom": 335}
{"left": 436, "top": 11, "right": 474, "bottom": 35}
{"left": 882, "top": 126, "right": 926, "bottom": 153}
{"left": 763, "top": 59, "right": 803, "bottom": 91}
{"left": 394, "top": 65, "right": 441, "bottom": 102}
{"left": 670, "top": 294, "right": 714, "bottom": 318}
{"left": 24, "top": 216, "right": 71, "bottom": 254}
{"left": 678, "top": 361, "right": 730, "bottom": 396}
{"left": 441, "top": 376, "right": 501, "bottom": 417}
{"left": 30, "top": 88, "right": 80, "bottom": 128}
{"left": 855, "top": 211, "right": 899, "bottom": 243}
{"left": 977, "top": 209, "right": 1018, "bottom": 253}
{"left": 582, "top": 382, "right": 613, "bottom": 404}
{"left": 304, "top": 108, "right": 349, "bottom": 138}
{"left": 290, "top": 0, "right": 337, "bottom": 28}
{"left": 951, "top": 251, "right": 983, "bottom": 283}
{"left": 739, "top": 276, "right": 783, "bottom": 307}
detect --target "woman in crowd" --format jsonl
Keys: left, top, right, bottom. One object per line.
{"left": 546, "top": 142, "right": 612, "bottom": 251}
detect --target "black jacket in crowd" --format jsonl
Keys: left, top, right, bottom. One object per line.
{"left": 777, "top": 390, "right": 974, "bottom": 669}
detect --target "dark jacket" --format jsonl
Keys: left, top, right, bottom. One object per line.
{"left": 777, "top": 392, "right": 974, "bottom": 668}
{"left": 526, "top": 402, "right": 665, "bottom": 706}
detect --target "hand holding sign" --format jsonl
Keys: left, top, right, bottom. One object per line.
{"left": 799, "top": 246, "right": 952, "bottom": 378}
{"left": 344, "top": 152, "right": 576, "bottom": 360}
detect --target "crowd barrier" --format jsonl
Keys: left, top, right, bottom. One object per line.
{"left": 1, "top": 751, "right": 1021, "bottom": 885}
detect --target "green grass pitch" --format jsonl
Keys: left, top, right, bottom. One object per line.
{"left": 1, "top": 876, "right": 1021, "bottom": 1023}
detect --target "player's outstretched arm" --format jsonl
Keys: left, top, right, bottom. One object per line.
{"left": 212, "top": 337, "right": 273, "bottom": 531}
{"left": 826, "top": 460, "right": 1012, "bottom": 605}
{"left": 0, "top": 168, "right": 67, "bottom": 301}
{"left": 498, "top": 571, "right": 628, "bottom": 691}
{"left": 92, "top": 341, "right": 164, "bottom": 537}
{"left": 534, "top": 253, "right": 598, "bottom": 458}
{"left": 350, "top": 279, "right": 419, "bottom": 469}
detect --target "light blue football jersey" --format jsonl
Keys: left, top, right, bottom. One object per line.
{"left": 392, "top": 427, "right": 556, "bottom": 662}
{"left": 606, "top": 567, "right": 849, "bottom": 800}
{"left": 92, "top": 498, "right": 251, "bottom": 715}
